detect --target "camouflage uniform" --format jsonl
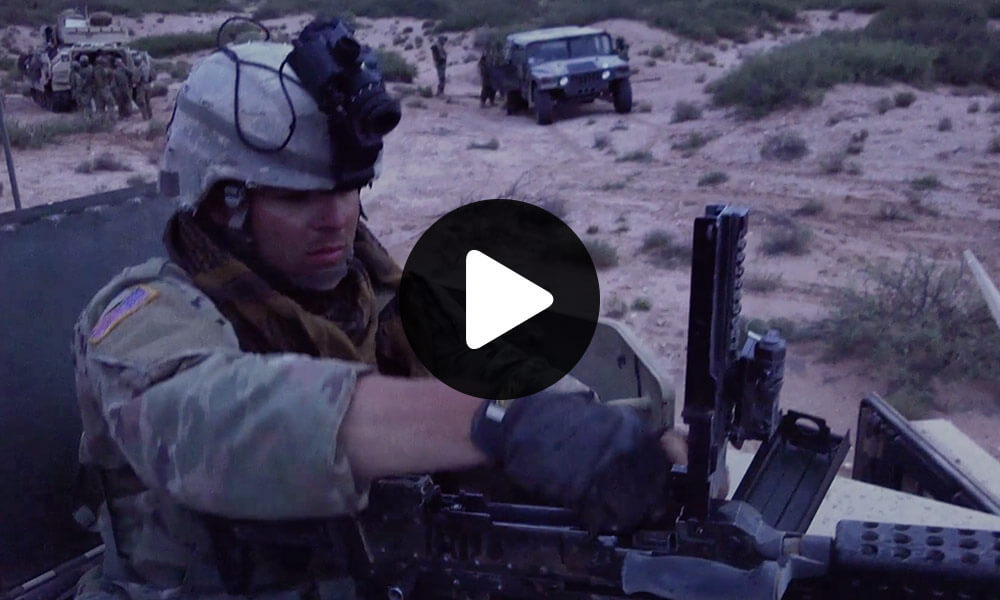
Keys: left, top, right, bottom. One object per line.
{"left": 132, "top": 60, "right": 152, "bottom": 120}
{"left": 112, "top": 59, "right": 133, "bottom": 118}
{"left": 93, "top": 57, "right": 117, "bottom": 116}
{"left": 430, "top": 37, "right": 447, "bottom": 96}
{"left": 77, "top": 57, "right": 96, "bottom": 118}
{"left": 73, "top": 258, "right": 374, "bottom": 599}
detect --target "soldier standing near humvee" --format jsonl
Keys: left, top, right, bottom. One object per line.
{"left": 76, "top": 54, "right": 95, "bottom": 118}
{"left": 131, "top": 55, "right": 152, "bottom": 120}
{"left": 112, "top": 57, "right": 132, "bottom": 118}
{"left": 430, "top": 35, "right": 447, "bottom": 95}
{"left": 478, "top": 51, "right": 496, "bottom": 107}
{"left": 93, "top": 56, "right": 116, "bottom": 117}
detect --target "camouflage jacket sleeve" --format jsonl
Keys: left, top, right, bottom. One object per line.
{"left": 75, "top": 258, "right": 374, "bottom": 520}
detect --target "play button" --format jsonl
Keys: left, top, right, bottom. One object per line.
{"left": 398, "top": 199, "right": 600, "bottom": 400}
{"left": 465, "top": 251, "right": 553, "bottom": 349}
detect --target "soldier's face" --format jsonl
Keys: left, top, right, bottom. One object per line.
{"left": 248, "top": 186, "right": 361, "bottom": 290}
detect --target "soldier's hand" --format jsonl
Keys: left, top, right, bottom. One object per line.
{"left": 472, "top": 387, "right": 673, "bottom": 533}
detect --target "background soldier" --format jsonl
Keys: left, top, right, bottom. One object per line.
{"left": 69, "top": 59, "right": 83, "bottom": 111}
{"left": 76, "top": 54, "right": 94, "bottom": 118}
{"left": 478, "top": 51, "right": 496, "bottom": 107}
{"left": 615, "top": 36, "right": 630, "bottom": 60}
{"left": 431, "top": 35, "right": 447, "bottom": 95}
{"left": 131, "top": 54, "right": 152, "bottom": 120}
{"left": 92, "top": 55, "right": 116, "bottom": 117}
{"left": 112, "top": 57, "right": 132, "bottom": 118}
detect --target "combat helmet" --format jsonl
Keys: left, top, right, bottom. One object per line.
{"left": 161, "top": 32, "right": 399, "bottom": 211}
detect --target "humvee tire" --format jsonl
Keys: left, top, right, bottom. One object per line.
{"left": 534, "top": 87, "right": 553, "bottom": 125}
{"left": 612, "top": 79, "right": 632, "bottom": 114}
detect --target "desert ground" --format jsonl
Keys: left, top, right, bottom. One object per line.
{"left": 2, "top": 10, "right": 999, "bottom": 460}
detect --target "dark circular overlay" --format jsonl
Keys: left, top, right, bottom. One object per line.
{"left": 399, "top": 199, "right": 600, "bottom": 400}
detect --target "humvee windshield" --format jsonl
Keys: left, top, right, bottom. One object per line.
{"left": 64, "top": 17, "right": 88, "bottom": 27}
{"left": 527, "top": 34, "right": 613, "bottom": 63}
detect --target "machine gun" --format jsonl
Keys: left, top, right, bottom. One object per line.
{"left": 346, "top": 205, "right": 1000, "bottom": 600}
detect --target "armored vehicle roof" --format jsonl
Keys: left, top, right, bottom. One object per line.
{"left": 507, "top": 26, "right": 605, "bottom": 46}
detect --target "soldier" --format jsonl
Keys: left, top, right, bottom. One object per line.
{"left": 92, "top": 55, "right": 116, "bottom": 117}
{"left": 111, "top": 57, "right": 132, "bottom": 118}
{"left": 131, "top": 54, "right": 153, "bottom": 120}
{"left": 69, "top": 59, "right": 83, "bottom": 111}
{"left": 76, "top": 54, "right": 95, "bottom": 118}
{"left": 615, "top": 36, "right": 630, "bottom": 61}
{"left": 72, "top": 33, "right": 680, "bottom": 600}
{"left": 478, "top": 51, "right": 496, "bottom": 108}
{"left": 430, "top": 35, "right": 447, "bottom": 96}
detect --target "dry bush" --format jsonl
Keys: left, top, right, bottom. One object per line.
{"left": 743, "top": 271, "right": 783, "bottom": 293}
{"left": 593, "top": 133, "right": 611, "bottom": 149}
{"left": 813, "top": 255, "right": 1000, "bottom": 415}
{"left": 631, "top": 297, "right": 652, "bottom": 311}
{"left": 987, "top": 135, "right": 1000, "bottom": 154}
{"left": 968, "top": 101, "right": 980, "bottom": 113}
{"left": 671, "top": 100, "right": 702, "bottom": 123}
{"left": 616, "top": 150, "right": 654, "bottom": 163}
{"left": 910, "top": 175, "right": 940, "bottom": 191}
{"left": 818, "top": 149, "right": 847, "bottom": 174}
{"left": 893, "top": 90, "right": 916, "bottom": 107}
{"left": 760, "top": 132, "right": 808, "bottom": 161}
{"left": 697, "top": 171, "right": 728, "bottom": 186}
{"left": 466, "top": 138, "right": 500, "bottom": 150}
{"left": 649, "top": 44, "right": 666, "bottom": 58}
{"left": 793, "top": 198, "right": 825, "bottom": 216}
{"left": 640, "top": 229, "right": 691, "bottom": 269}
{"left": 585, "top": 239, "right": 619, "bottom": 270}
{"left": 761, "top": 221, "right": 812, "bottom": 256}
{"left": 937, "top": 117, "right": 952, "bottom": 131}
{"left": 874, "top": 96, "right": 893, "bottom": 114}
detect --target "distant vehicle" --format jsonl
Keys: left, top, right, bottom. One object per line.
{"left": 487, "top": 26, "right": 632, "bottom": 125}
{"left": 18, "top": 9, "right": 152, "bottom": 112}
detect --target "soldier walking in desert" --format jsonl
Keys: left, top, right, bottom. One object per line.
{"left": 431, "top": 35, "right": 447, "bottom": 96}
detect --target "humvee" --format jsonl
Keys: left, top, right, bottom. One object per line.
{"left": 18, "top": 10, "right": 151, "bottom": 112}
{"left": 2, "top": 186, "right": 1000, "bottom": 598}
{"left": 487, "top": 26, "right": 632, "bottom": 125}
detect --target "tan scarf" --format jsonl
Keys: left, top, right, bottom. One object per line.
{"left": 164, "top": 212, "right": 425, "bottom": 377}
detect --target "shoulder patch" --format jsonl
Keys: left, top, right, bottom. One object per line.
{"left": 89, "top": 285, "right": 160, "bottom": 344}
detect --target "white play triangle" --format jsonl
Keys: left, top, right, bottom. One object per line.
{"left": 465, "top": 250, "right": 554, "bottom": 349}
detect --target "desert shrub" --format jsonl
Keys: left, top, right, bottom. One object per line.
{"left": 640, "top": 229, "right": 691, "bottom": 269}
{"left": 631, "top": 297, "right": 653, "bottom": 311}
{"left": 910, "top": 175, "right": 940, "bottom": 190}
{"left": 744, "top": 271, "right": 784, "bottom": 293}
{"left": 132, "top": 32, "right": 216, "bottom": 58}
{"left": 905, "top": 190, "right": 941, "bottom": 217}
{"left": 760, "top": 132, "right": 809, "bottom": 161}
{"left": 7, "top": 115, "right": 114, "bottom": 149}
{"left": 537, "top": 196, "right": 567, "bottom": 219}
{"left": 968, "top": 101, "right": 981, "bottom": 113}
{"left": 600, "top": 180, "right": 627, "bottom": 191}
{"left": 616, "top": 150, "right": 654, "bottom": 163}
{"left": 812, "top": 255, "right": 1000, "bottom": 412}
{"left": 818, "top": 149, "right": 846, "bottom": 173}
{"left": 693, "top": 49, "right": 715, "bottom": 63}
{"left": 987, "top": 135, "right": 1000, "bottom": 153}
{"left": 1, "top": 0, "right": 236, "bottom": 25}
{"left": 584, "top": 239, "right": 619, "bottom": 269}
{"left": 375, "top": 49, "right": 417, "bottom": 83}
{"left": 874, "top": 96, "right": 893, "bottom": 114}
{"left": 987, "top": 99, "right": 1000, "bottom": 113}
{"left": 637, "top": 102, "right": 653, "bottom": 113}
{"left": 793, "top": 198, "right": 826, "bottom": 216}
{"left": 593, "top": 133, "right": 611, "bottom": 149}
{"left": 761, "top": 221, "right": 812, "bottom": 255}
{"left": 893, "top": 90, "right": 916, "bottom": 107}
{"left": 649, "top": 44, "right": 666, "bottom": 59}
{"left": 937, "top": 117, "right": 952, "bottom": 131}
{"left": 671, "top": 131, "right": 714, "bottom": 153}
{"left": 707, "top": 32, "right": 935, "bottom": 118}
{"left": 697, "top": 171, "right": 728, "bottom": 186}
{"left": 586, "top": 225, "right": 599, "bottom": 234}
{"left": 671, "top": 100, "right": 702, "bottom": 123}
{"left": 877, "top": 201, "right": 911, "bottom": 221}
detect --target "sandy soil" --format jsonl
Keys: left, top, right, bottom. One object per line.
{"left": 2, "top": 10, "right": 999, "bottom": 458}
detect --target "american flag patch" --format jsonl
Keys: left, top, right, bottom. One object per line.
{"left": 89, "top": 285, "right": 160, "bottom": 344}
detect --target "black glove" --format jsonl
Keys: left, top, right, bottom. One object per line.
{"left": 471, "top": 390, "right": 672, "bottom": 533}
